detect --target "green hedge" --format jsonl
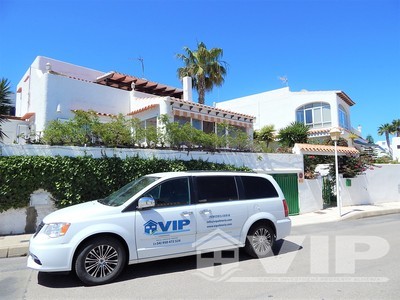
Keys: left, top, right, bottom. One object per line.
{"left": 0, "top": 155, "right": 249, "bottom": 212}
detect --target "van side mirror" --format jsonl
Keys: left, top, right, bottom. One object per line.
{"left": 137, "top": 197, "right": 155, "bottom": 209}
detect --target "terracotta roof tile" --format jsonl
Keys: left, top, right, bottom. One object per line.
{"left": 128, "top": 104, "right": 159, "bottom": 116}
{"left": 21, "top": 112, "right": 35, "bottom": 120}
{"left": 71, "top": 109, "right": 117, "bottom": 118}
{"left": 1, "top": 112, "right": 35, "bottom": 121}
{"left": 294, "top": 143, "right": 359, "bottom": 155}
{"left": 169, "top": 97, "right": 255, "bottom": 120}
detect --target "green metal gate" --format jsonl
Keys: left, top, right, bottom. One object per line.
{"left": 272, "top": 173, "right": 300, "bottom": 216}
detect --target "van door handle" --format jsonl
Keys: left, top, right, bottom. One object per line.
{"left": 200, "top": 209, "right": 212, "bottom": 215}
{"left": 181, "top": 211, "right": 193, "bottom": 217}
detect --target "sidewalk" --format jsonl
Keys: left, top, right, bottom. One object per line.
{"left": 291, "top": 201, "right": 400, "bottom": 227}
{"left": 1, "top": 202, "right": 399, "bottom": 259}
{"left": 0, "top": 233, "right": 32, "bottom": 259}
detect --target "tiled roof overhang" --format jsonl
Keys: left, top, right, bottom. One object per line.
{"left": 71, "top": 109, "right": 117, "bottom": 118}
{"left": 2, "top": 112, "right": 35, "bottom": 121}
{"left": 336, "top": 91, "right": 355, "bottom": 106}
{"left": 95, "top": 72, "right": 183, "bottom": 98}
{"left": 293, "top": 143, "right": 359, "bottom": 156}
{"left": 169, "top": 97, "right": 255, "bottom": 121}
{"left": 128, "top": 104, "right": 159, "bottom": 116}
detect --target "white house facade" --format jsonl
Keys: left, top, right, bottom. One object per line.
{"left": 12, "top": 56, "right": 254, "bottom": 143}
{"left": 216, "top": 86, "right": 361, "bottom": 142}
{"left": 0, "top": 114, "right": 34, "bottom": 144}
{"left": 377, "top": 137, "right": 400, "bottom": 161}
{"left": 392, "top": 137, "right": 400, "bottom": 161}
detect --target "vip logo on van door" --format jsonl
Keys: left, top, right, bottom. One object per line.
{"left": 144, "top": 219, "right": 190, "bottom": 235}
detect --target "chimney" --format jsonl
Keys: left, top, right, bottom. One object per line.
{"left": 183, "top": 76, "right": 193, "bottom": 102}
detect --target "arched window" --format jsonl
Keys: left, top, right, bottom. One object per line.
{"left": 338, "top": 105, "right": 349, "bottom": 129}
{"left": 296, "top": 102, "right": 331, "bottom": 128}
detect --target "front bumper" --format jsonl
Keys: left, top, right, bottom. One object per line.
{"left": 27, "top": 235, "right": 75, "bottom": 272}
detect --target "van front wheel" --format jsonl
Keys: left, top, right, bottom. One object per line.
{"left": 245, "top": 224, "right": 275, "bottom": 258}
{"left": 75, "top": 237, "right": 126, "bottom": 285}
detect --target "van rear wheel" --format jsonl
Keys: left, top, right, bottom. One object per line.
{"left": 75, "top": 237, "right": 126, "bottom": 285}
{"left": 245, "top": 224, "right": 275, "bottom": 258}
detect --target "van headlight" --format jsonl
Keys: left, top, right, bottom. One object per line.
{"left": 43, "top": 223, "right": 71, "bottom": 238}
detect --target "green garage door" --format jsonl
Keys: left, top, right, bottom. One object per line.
{"left": 271, "top": 174, "right": 299, "bottom": 216}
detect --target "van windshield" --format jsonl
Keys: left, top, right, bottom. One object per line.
{"left": 98, "top": 176, "right": 160, "bottom": 206}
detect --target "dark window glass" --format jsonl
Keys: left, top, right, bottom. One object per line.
{"left": 203, "top": 121, "right": 215, "bottom": 134}
{"left": 296, "top": 110, "right": 304, "bottom": 123}
{"left": 174, "top": 115, "right": 190, "bottom": 126}
{"left": 192, "top": 119, "right": 202, "bottom": 130}
{"left": 196, "top": 176, "right": 238, "bottom": 203}
{"left": 143, "top": 178, "right": 190, "bottom": 207}
{"left": 305, "top": 109, "right": 313, "bottom": 124}
{"left": 241, "top": 176, "right": 278, "bottom": 199}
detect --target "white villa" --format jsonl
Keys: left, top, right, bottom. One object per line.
{"left": 3, "top": 56, "right": 367, "bottom": 154}
{"left": 216, "top": 86, "right": 361, "bottom": 143}
{"left": 5, "top": 56, "right": 254, "bottom": 144}
{"left": 377, "top": 137, "right": 400, "bottom": 161}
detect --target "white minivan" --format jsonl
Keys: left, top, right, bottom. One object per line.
{"left": 28, "top": 171, "right": 291, "bottom": 285}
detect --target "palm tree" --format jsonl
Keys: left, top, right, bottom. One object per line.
{"left": 365, "top": 134, "right": 374, "bottom": 144}
{"left": 377, "top": 123, "right": 393, "bottom": 154}
{"left": 278, "top": 122, "right": 309, "bottom": 148}
{"left": 256, "top": 124, "right": 276, "bottom": 148}
{"left": 392, "top": 119, "right": 400, "bottom": 137}
{"left": 0, "top": 78, "right": 12, "bottom": 114}
{"left": 177, "top": 42, "right": 227, "bottom": 104}
{"left": 0, "top": 78, "right": 13, "bottom": 141}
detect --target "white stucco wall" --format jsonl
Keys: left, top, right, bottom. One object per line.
{"left": 0, "top": 189, "right": 56, "bottom": 235}
{"left": 340, "top": 175, "right": 372, "bottom": 206}
{"left": 16, "top": 56, "right": 105, "bottom": 117}
{"left": 0, "top": 144, "right": 304, "bottom": 173}
{"left": 362, "top": 164, "right": 400, "bottom": 203}
{"left": 15, "top": 69, "right": 30, "bottom": 117}
{"left": 339, "top": 164, "right": 400, "bottom": 206}
{"left": 392, "top": 137, "right": 400, "bottom": 161}
{"left": 45, "top": 74, "right": 130, "bottom": 124}
{"left": 130, "top": 95, "right": 164, "bottom": 115}
{"left": 32, "top": 56, "right": 104, "bottom": 81}
{"left": 17, "top": 71, "right": 130, "bottom": 134}
{"left": 0, "top": 208, "right": 27, "bottom": 235}
{"left": 216, "top": 87, "right": 352, "bottom": 132}
{"left": 299, "top": 178, "right": 324, "bottom": 213}
{"left": 1, "top": 119, "right": 30, "bottom": 144}
{"left": 15, "top": 56, "right": 129, "bottom": 134}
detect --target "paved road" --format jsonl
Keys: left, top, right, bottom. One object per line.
{"left": 1, "top": 214, "right": 399, "bottom": 299}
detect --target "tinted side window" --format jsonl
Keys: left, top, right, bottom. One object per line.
{"left": 196, "top": 176, "right": 238, "bottom": 203}
{"left": 241, "top": 176, "right": 279, "bottom": 199}
{"left": 143, "top": 178, "right": 190, "bottom": 207}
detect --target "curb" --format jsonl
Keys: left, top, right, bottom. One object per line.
{"left": 341, "top": 208, "right": 400, "bottom": 221}
{"left": 0, "top": 235, "right": 31, "bottom": 259}
{"left": 0, "top": 245, "right": 29, "bottom": 259}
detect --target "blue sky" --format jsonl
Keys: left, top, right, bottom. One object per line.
{"left": 1, "top": 0, "right": 399, "bottom": 141}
